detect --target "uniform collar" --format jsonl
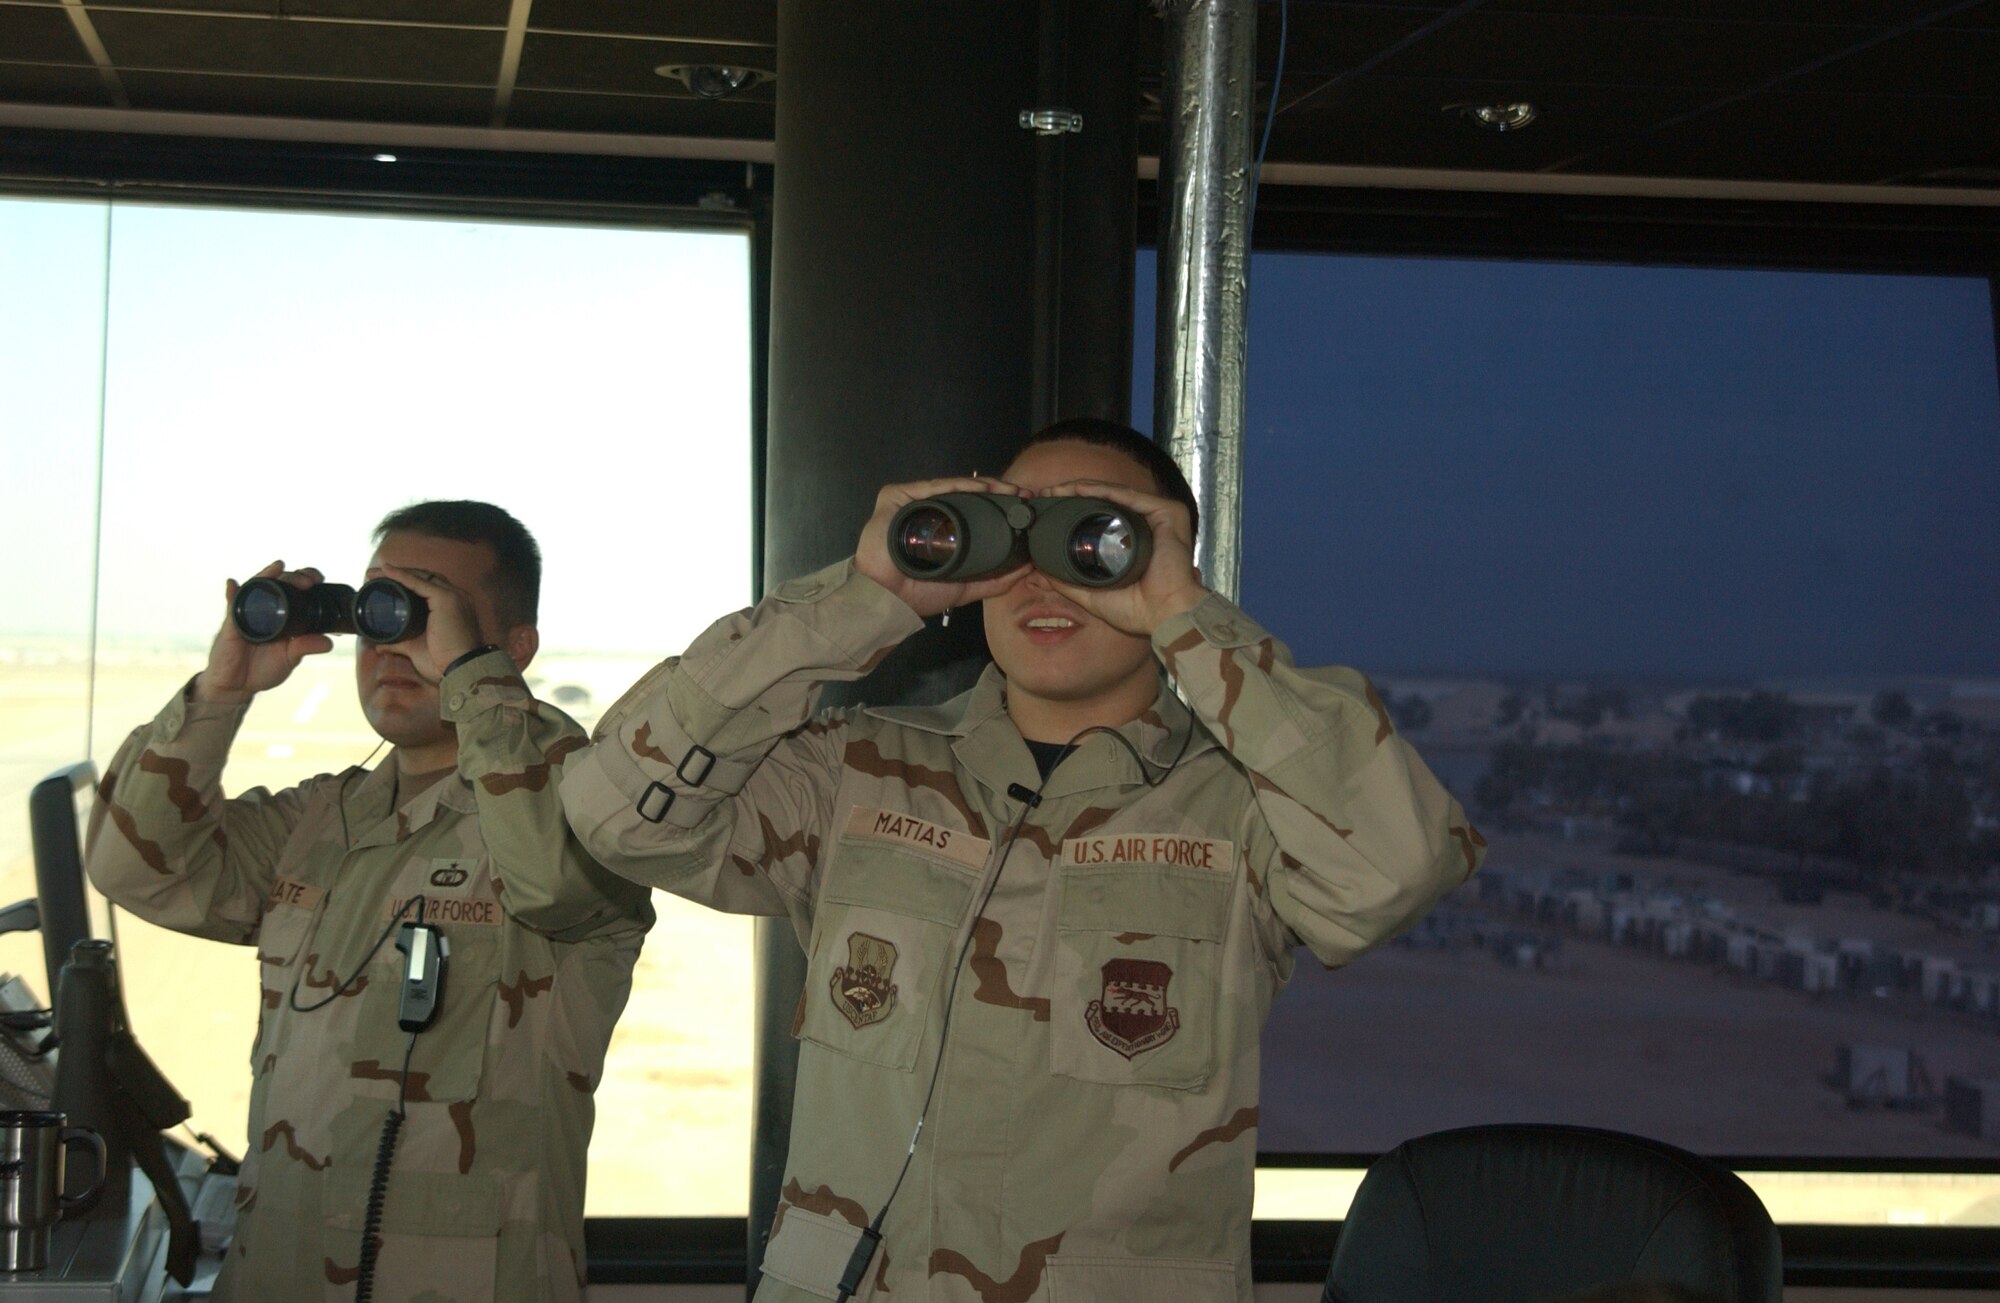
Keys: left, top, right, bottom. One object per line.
{"left": 867, "top": 665, "right": 1216, "bottom": 802}
{"left": 344, "top": 751, "right": 475, "bottom": 849}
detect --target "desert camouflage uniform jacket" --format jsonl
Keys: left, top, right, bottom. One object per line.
{"left": 85, "top": 651, "right": 653, "bottom": 1303}
{"left": 561, "top": 561, "right": 1483, "bottom": 1303}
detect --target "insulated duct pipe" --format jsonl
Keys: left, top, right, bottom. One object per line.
{"left": 1154, "top": 0, "right": 1255, "bottom": 603}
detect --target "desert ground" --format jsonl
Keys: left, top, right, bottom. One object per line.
{"left": 9, "top": 650, "right": 1999, "bottom": 1224}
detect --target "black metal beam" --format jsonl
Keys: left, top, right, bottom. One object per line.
{"left": 1157, "top": 180, "right": 2000, "bottom": 278}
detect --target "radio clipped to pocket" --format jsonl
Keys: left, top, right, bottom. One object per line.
{"left": 394, "top": 923, "right": 449, "bottom": 1034}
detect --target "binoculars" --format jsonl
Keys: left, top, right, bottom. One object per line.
{"left": 231, "top": 577, "right": 427, "bottom": 645}
{"left": 889, "top": 493, "right": 1152, "bottom": 589}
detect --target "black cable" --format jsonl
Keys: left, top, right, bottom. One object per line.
{"left": 353, "top": 898, "right": 426, "bottom": 1302}
{"left": 1246, "top": 0, "right": 1290, "bottom": 246}
{"left": 1061, "top": 715, "right": 1196, "bottom": 790}
{"left": 832, "top": 714, "right": 1194, "bottom": 1300}
{"left": 353, "top": 1028, "right": 416, "bottom": 1302}
{"left": 289, "top": 894, "right": 427, "bottom": 1014}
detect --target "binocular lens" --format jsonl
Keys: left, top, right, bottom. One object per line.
{"left": 353, "top": 578, "right": 426, "bottom": 645}
{"left": 887, "top": 493, "right": 1032, "bottom": 583}
{"left": 233, "top": 581, "right": 290, "bottom": 643}
{"left": 896, "top": 508, "right": 962, "bottom": 573}
{"left": 230, "top": 579, "right": 357, "bottom": 644}
{"left": 1067, "top": 513, "right": 1139, "bottom": 584}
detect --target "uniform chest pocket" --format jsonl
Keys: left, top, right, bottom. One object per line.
{"left": 345, "top": 898, "right": 507, "bottom": 1105}
{"left": 252, "top": 893, "right": 323, "bottom": 1065}
{"left": 797, "top": 839, "right": 981, "bottom": 1073}
{"left": 1051, "top": 865, "right": 1232, "bottom": 1091}
{"left": 255, "top": 899, "right": 318, "bottom": 971}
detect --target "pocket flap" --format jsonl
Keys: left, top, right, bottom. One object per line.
{"left": 823, "top": 842, "right": 976, "bottom": 926}
{"left": 1059, "top": 867, "right": 1230, "bottom": 941}
{"left": 759, "top": 1204, "right": 867, "bottom": 1299}
{"left": 326, "top": 1166, "right": 503, "bottom": 1237}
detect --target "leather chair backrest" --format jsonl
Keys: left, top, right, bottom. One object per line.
{"left": 1323, "top": 1124, "right": 1782, "bottom": 1303}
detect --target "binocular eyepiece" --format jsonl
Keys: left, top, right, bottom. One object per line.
{"left": 889, "top": 493, "right": 1153, "bottom": 589}
{"left": 231, "top": 578, "right": 428, "bottom": 646}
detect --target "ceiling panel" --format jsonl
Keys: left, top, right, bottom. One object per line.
{"left": 515, "top": 32, "right": 773, "bottom": 97}
{"left": 0, "top": 5, "right": 88, "bottom": 64}
{"left": 1476, "top": 0, "right": 1942, "bottom": 23}
{"left": 88, "top": 11, "right": 504, "bottom": 82}
{"left": 1374, "top": 11, "right": 1869, "bottom": 90}
{"left": 80, "top": 0, "right": 278, "bottom": 15}
{"left": 1259, "top": 75, "right": 1712, "bottom": 172}
{"left": 1791, "top": 26, "right": 2000, "bottom": 99}
{"left": 282, "top": 0, "right": 512, "bottom": 25}
{"left": 1583, "top": 89, "right": 2000, "bottom": 184}
{"left": 1237, "top": 3, "right": 1456, "bottom": 78}
{"left": 1946, "top": 0, "right": 2000, "bottom": 28}
{"left": 527, "top": 0, "right": 775, "bottom": 46}
{"left": 90, "top": 0, "right": 507, "bottom": 18}
{"left": 505, "top": 86, "right": 772, "bottom": 136}
{"left": 0, "top": 62, "right": 111, "bottom": 107}
{"left": 120, "top": 68, "right": 493, "bottom": 122}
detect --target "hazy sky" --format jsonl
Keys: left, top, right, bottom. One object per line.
{"left": 1137, "top": 251, "right": 2000, "bottom": 682}
{"left": 8, "top": 197, "right": 1997, "bottom": 683}
{"left": 1, "top": 199, "right": 753, "bottom": 655}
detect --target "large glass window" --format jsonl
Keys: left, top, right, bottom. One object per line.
{"left": 0, "top": 197, "right": 756, "bottom": 1216}
{"left": 1139, "top": 249, "right": 2000, "bottom": 1224}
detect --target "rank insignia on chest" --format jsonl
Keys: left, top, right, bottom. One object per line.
{"left": 831, "top": 932, "right": 899, "bottom": 1030}
{"left": 1086, "top": 957, "right": 1180, "bottom": 1058}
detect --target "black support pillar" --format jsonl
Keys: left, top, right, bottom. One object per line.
{"left": 750, "top": 0, "right": 1137, "bottom": 1288}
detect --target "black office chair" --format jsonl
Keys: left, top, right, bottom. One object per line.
{"left": 1323, "top": 1124, "right": 1782, "bottom": 1303}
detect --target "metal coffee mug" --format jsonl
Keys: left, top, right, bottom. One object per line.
{"left": 0, "top": 1110, "right": 107, "bottom": 1272}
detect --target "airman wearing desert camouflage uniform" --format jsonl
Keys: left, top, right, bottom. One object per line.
{"left": 86, "top": 501, "right": 652, "bottom": 1303}
{"left": 561, "top": 420, "right": 1483, "bottom": 1302}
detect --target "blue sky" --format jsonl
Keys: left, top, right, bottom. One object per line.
{"left": 1137, "top": 251, "right": 2000, "bottom": 681}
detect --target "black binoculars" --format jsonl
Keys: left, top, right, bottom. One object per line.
{"left": 889, "top": 493, "right": 1152, "bottom": 589}
{"left": 231, "top": 577, "right": 427, "bottom": 645}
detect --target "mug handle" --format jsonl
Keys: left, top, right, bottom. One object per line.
{"left": 58, "top": 1126, "right": 108, "bottom": 1210}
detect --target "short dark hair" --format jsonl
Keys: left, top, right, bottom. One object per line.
{"left": 1012, "top": 417, "right": 1200, "bottom": 543}
{"left": 373, "top": 499, "right": 541, "bottom": 627}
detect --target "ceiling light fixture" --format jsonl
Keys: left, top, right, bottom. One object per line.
{"left": 1449, "top": 101, "right": 1538, "bottom": 132}
{"left": 372, "top": 152, "right": 398, "bottom": 163}
{"left": 655, "top": 64, "right": 773, "bottom": 101}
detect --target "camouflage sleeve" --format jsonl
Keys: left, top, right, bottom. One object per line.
{"left": 1153, "top": 594, "right": 1486, "bottom": 969}
{"left": 83, "top": 683, "right": 313, "bottom": 945}
{"left": 561, "top": 560, "right": 923, "bottom": 925}
{"left": 442, "top": 651, "right": 655, "bottom": 943}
